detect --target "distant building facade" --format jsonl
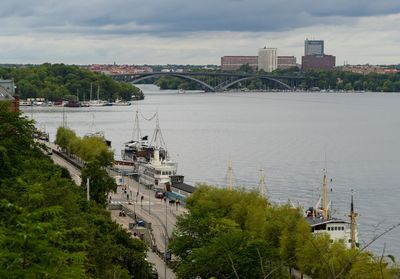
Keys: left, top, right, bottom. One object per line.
{"left": 90, "top": 64, "right": 153, "bottom": 75}
{"left": 220, "top": 56, "right": 258, "bottom": 71}
{"left": 0, "top": 79, "right": 18, "bottom": 112}
{"left": 0, "top": 80, "right": 15, "bottom": 95}
{"left": 305, "top": 39, "right": 324, "bottom": 56}
{"left": 277, "top": 56, "right": 297, "bottom": 69}
{"left": 258, "top": 47, "right": 277, "bottom": 73}
{"left": 341, "top": 65, "right": 400, "bottom": 75}
{"left": 302, "top": 55, "right": 336, "bottom": 70}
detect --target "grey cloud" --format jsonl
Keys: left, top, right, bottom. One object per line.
{"left": 2, "top": 0, "right": 400, "bottom": 36}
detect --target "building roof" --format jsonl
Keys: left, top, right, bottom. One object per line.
{"left": 171, "top": 182, "right": 196, "bottom": 194}
{"left": 306, "top": 217, "right": 350, "bottom": 227}
{"left": 0, "top": 85, "right": 14, "bottom": 101}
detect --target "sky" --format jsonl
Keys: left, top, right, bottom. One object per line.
{"left": 1, "top": 0, "right": 400, "bottom": 65}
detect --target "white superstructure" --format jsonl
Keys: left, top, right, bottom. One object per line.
{"left": 138, "top": 149, "right": 177, "bottom": 190}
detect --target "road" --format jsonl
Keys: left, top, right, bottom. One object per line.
{"left": 46, "top": 144, "right": 178, "bottom": 279}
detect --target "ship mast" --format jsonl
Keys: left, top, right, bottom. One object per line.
{"left": 349, "top": 193, "right": 358, "bottom": 249}
{"left": 259, "top": 169, "right": 265, "bottom": 197}
{"left": 151, "top": 113, "right": 167, "bottom": 150}
{"left": 322, "top": 169, "right": 328, "bottom": 220}
{"left": 90, "top": 82, "right": 92, "bottom": 102}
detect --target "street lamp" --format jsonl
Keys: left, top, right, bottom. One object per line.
{"left": 164, "top": 196, "right": 167, "bottom": 279}
{"left": 148, "top": 185, "right": 151, "bottom": 214}
{"left": 86, "top": 178, "right": 90, "bottom": 201}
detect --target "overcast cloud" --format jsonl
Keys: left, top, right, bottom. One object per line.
{"left": 0, "top": 0, "right": 399, "bottom": 65}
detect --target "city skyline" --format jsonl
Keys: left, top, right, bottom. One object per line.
{"left": 0, "top": 0, "right": 400, "bottom": 66}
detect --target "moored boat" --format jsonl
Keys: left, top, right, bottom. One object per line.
{"left": 305, "top": 171, "right": 359, "bottom": 249}
{"left": 138, "top": 148, "right": 178, "bottom": 190}
{"left": 112, "top": 99, "right": 131, "bottom": 106}
{"left": 121, "top": 109, "right": 167, "bottom": 163}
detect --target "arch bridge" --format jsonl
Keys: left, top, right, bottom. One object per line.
{"left": 111, "top": 72, "right": 305, "bottom": 92}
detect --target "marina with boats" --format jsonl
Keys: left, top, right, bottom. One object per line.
{"left": 19, "top": 84, "right": 132, "bottom": 107}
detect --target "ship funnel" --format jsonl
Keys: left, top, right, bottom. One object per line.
{"left": 153, "top": 148, "right": 160, "bottom": 165}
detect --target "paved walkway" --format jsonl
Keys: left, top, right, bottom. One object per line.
{"left": 108, "top": 171, "right": 185, "bottom": 254}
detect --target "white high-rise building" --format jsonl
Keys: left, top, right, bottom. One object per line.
{"left": 258, "top": 47, "right": 277, "bottom": 73}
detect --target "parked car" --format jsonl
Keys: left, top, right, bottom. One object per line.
{"left": 155, "top": 191, "right": 164, "bottom": 199}
{"left": 136, "top": 220, "right": 145, "bottom": 227}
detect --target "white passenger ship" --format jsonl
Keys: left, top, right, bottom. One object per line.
{"left": 138, "top": 148, "right": 177, "bottom": 190}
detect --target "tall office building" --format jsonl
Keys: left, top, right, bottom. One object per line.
{"left": 258, "top": 47, "right": 277, "bottom": 73}
{"left": 305, "top": 39, "right": 324, "bottom": 56}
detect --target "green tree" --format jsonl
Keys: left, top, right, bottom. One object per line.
{"left": 0, "top": 104, "right": 151, "bottom": 278}
{"left": 238, "top": 63, "right": 254, "bottom": 73}
{"left": 80, "top": 160, "right": 116, "bottom": 206}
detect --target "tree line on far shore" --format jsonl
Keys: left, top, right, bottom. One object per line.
{"left": 0, "top": 63, "right": 144, "bottom": 101}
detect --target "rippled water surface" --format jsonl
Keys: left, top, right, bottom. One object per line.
{"left": 24, "top": 85, "right": 400, "bottom": 258}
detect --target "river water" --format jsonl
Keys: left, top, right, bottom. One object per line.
{"left": 23, "top": 84, "right": 400, "bottom": 258}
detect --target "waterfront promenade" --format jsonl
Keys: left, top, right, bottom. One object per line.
{"left": 46, "top": 142, "right": 179, "bottom": 279}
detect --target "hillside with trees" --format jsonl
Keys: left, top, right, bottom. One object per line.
{"left": 0, "top": 102, "right": 152, "bottom": 278}
{"left": 0, "top": 63, "right": 144, "bottom": 101}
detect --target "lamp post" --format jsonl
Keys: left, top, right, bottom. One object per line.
{"left": 148, "top": 186, "right": 151, "bottom": 214}
{"left": 164, "top": 196, "right": 167, "bottom": 279}
{"left": 86, "top": 178, "right": 90, "bottom": 201}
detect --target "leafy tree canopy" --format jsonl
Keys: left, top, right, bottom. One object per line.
{"left": 0, "top": 104, "right": 152, "bottom": 278}
{"left": 169, "top": 184, "right": 400, "bottom": 279}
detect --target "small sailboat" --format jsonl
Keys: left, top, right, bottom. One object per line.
{"left": 89, "top": 84, "right": 106, "bottom": 107}
{"left": 84, "top": 112, "right": 111, "bottom": 147}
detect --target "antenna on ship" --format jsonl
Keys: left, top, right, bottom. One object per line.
{"left": 348, "top": 190, "right": 358, "bottom": 249}
{"left": 259, "top": 169, "right": 265, "bottom": 197}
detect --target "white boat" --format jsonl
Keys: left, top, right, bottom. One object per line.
{"left": 137, "top": 113, "right": 180, "bottom": 190}
{"left": 122, "top": 109, "right": 167, "bottom": 163}
{"left": 138, "top": 148, "right": 178, "bottom": 190}
{"left": 19, "top": 100, "right": 32, "bottom": 106}
{"left": 112, "top": 99, "right": 131, "bottom": 106}
{"left": 84, "top": 113, "right": 111, "bottom": 147}
{"left": 305, "top": 171, "right": 359, "bottom": 249}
